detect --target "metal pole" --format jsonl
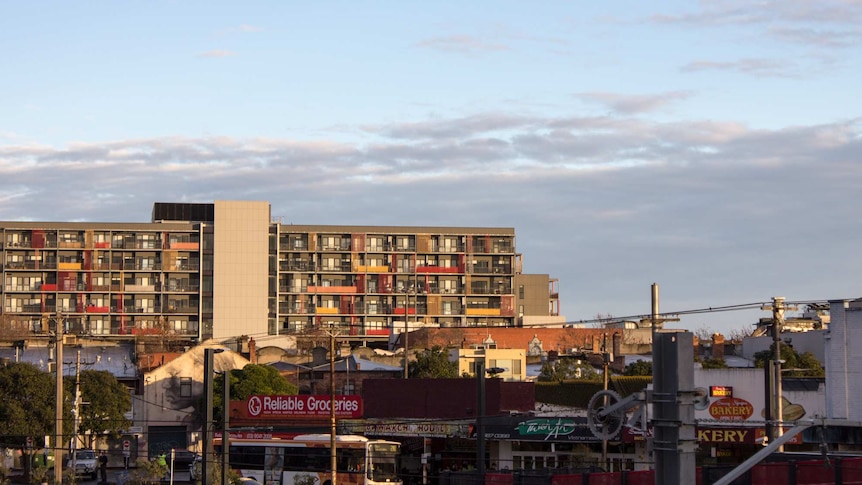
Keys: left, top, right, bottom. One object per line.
{"left": 221, "top": 370, "right": 230, "bottom": 485}
{"left": 476, "top": 361, "right": 486, "bottom": 476}
{"left": 71, "top": 351, "right": 82, "bottom": 475}
{"left": 772, "top": 297, "right": 785, "bottom": 451}
{"left": 202, "top": 349, "right": 216, "bottom": 485}
{"left": 54, "top": 317, "right": 64, "bottom": 485}
{"left": 404, "top": 292, "right": 409, "bottom": 379}
{"left": 602, "top": 333, "right": 609, "bottom": 471}
{"left": 330, "top": 330, "right": 337, "bottom": 485}
{"left": 651, "top": 283, "right": 659, "bottom": 344}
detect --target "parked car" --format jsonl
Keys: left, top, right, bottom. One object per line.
{"left": 189, "top": 455, "right": 202, "bottom": 481}
{"left": 169, "top": 450, "right": 199, "bottom": 469}
{"left": 66, "top": 449, "right": 98, "bottom": 480}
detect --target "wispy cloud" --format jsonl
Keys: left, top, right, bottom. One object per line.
{"left": 575, "top": 91, "right": 694, "bottom": 115}
{"left": 680, "top": 58, "right": 800, "bottom": 78}
{"left": 197, "top": 49, "right": 237, "bottom": 58}
{"left": 415, "top": 35, "right": 509, "bottom": 54}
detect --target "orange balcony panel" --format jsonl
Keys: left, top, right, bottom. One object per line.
{"left": 466, "top": 308, "right": 501, "bottom": 316}
{"left": 315, "top": 307, "right": 339, "bottom": 314}
{"left": 170, "top": 242, "right": 200, "bottom": 250}
{"left": 58, "top": 262, "right": 82, "bottom": 270}
{"left": 357, "top": 265, "right": 390, "bottom": 273}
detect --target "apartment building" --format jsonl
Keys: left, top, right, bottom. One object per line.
{"left": 0, "top": 201, "right": 560, "bottom": 345}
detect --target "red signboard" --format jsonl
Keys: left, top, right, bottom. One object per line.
{"left": 239, "top": 395, "right": 363, "bottom": 419}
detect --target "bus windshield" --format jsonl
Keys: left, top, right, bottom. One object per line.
{"left": 368, "top": 443, "right": 399, "bottom": 483}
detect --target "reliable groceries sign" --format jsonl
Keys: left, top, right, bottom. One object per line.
{"left": 242, "top": 395, "right": 363, "bottom": 419}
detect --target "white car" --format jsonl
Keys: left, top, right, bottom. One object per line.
{"left": 66, "top": 450, "right": 98, "bottom": 480}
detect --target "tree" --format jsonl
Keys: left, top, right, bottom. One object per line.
{"left": 697, "top": 357, "right": 728, "bottom": 369}
{"left": 0, "top": 362, "right": 74, "bottom": 482}
{"left": 409, "top": 347, "right": 458, "bottom": 378}
{"left": 0, "top": 362, "right": 67, "bottom": 447}
{"left": 538, "top": 358, "right": 599, "bottom": 382}
{"left": 212, "top": 364, "right": 297, "bottom": 424}
{"left": 753, "top": 342, "right": 825, "bottom": 377}
{"left": 622, "top": 360, "right": 652, "bottom": 376}
{"left": 75, "top": 370, "right": 132, "bottom": 448}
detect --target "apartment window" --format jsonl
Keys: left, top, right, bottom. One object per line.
{"left": 519, "top": 285, "right": 525, "bottom": 299}
{"left": 180, "top": 377, "right": 192, "bottom": 397}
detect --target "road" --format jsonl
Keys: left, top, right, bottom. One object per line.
{"left": 76, "top": 468, "right": 193, "bottom": 485}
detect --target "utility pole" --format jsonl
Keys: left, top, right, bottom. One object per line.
{"left": 326, "top": 325, "right": 339, "bottom": 485}
{"left": 403, "top": 290, "right": 411, "bottom": 379}
{"left": 53, "top": 316, "right": 64, "bottom": 485}
{"left": 601, "top": 333, "right": 610, "bottom": 471}
{"left": 71, "top": 351, "right": 82, "bottom": 474}
{"left": 761, "top": 297, "right": 797, "bottom": 450}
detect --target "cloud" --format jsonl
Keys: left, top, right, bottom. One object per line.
{"left": 415, "top": 35, "right": 509, "bottom": 54}
{"left": 575, "top": 91, "right": 694, "bottom": 115}
{"left": 1, "top": 112, "right": 860, "bottom": 331}
{"left": 680, "top": 58, "right": 801, "bottom": 77}
{"left": 235, "top": 24, "right": 263, "bottom": 33}
{"left": 197, "top": 50, "right": 237, "bottom": 58}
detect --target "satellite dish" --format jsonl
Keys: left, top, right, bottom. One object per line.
{"left": 693, "top": 387, "right": 710, "bottom": 411}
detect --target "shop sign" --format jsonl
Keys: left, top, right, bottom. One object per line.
{"left": 516, "top": 419, "right": 577, "bottom": 440}
{"left": 708, "top": 397, "right": 754, "bottom": 421}
{"left": 242, "top": 395, "right": 363, "bottom": 419}
{"left": 697, "top": 428, "right": 752, "bottom": 443}
{"left": 364, "top": 423, "right": 460, "bottom": 438}
{"left": 710, "top": 386, "right": 733, "bottom": 397}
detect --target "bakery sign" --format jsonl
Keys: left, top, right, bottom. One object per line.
{"left": 708, "top": 397, "right": 754, "bottom": 421}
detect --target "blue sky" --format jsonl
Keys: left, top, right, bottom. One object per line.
{"left": 1, "top": 1, "right": 861, "bottom": 334}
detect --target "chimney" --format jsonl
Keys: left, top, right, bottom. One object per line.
{"left": 612, "top": 332, "right": 622, "bottom": 359}
{"left": 712, "top": 333, "right": 725, "bottom": 360}
{"left": 248, "top": 338, "right": 257, "bottom": 364}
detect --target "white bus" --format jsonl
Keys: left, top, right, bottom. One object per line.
{"left": 217, "top": 434, "right": 401, "bottom": 485}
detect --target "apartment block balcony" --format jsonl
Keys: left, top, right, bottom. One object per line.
{"left": 356, "top": 265, "right": 390, "bottom": 273}
{"left": 466, "top": 308, "right": 502, "bottom": 316}
{"left": 169, "top": 241, "right": 200, "bottom": 250}
{"left": 58, "top": 262, "right": 83, "bottom": 270}
{"left": 85, "top": 305, "right": 110, "bottom": 313}
{"left": 315, "top": 307, "right": 339, "bottom": 314}
{"left": 58, "top": 241, "right": 84, "bottom": 249}
{"left": 416, "top": 265, "right": 460, "bottom": 274}
{"left": 307, "top": 285, "right": 357, "bottom": 294}
{"left": 125, "top": 284, "right": 156, "bottom": 292}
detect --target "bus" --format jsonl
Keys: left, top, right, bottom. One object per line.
{"left": 217, "top": 434, "right": 401, "bottom": 485}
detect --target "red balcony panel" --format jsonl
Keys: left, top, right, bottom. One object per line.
{"left": 86, "top": 306, "right": 110, "bottom": 313}
{"left": 42, "top": 284, "right": 57, "bottom": 291}
{"left": 95, "top": 242, "right": 111, "bottom": 248}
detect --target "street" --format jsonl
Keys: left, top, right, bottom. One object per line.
{"left": 74, "top": 468, "right": 193, "bottom": 485}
